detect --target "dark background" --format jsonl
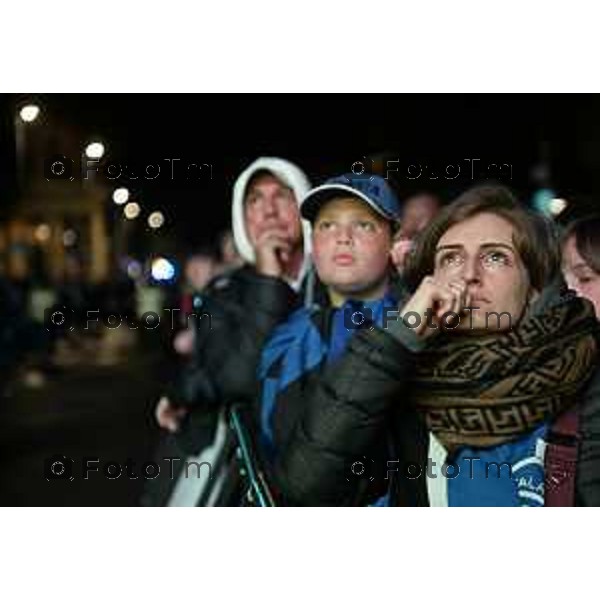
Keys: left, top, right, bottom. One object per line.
{"left": 3, "top": 93, "right": 599, "bottom": 251}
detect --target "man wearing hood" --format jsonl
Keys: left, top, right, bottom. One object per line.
{"left": 149, "top": 157, "right": 311, "bottom": 506}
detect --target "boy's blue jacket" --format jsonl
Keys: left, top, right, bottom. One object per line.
{"left": 256, "top": 291, "right": 399, "bottom": 505}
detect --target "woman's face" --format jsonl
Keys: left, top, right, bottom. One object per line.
{"left": 434, "top": 213, "right": 533, "bottom": 332}
{"left": 562, "top": 235, "right": 600, "bottom": 319}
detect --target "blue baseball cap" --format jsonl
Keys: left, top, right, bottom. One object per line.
{"left": 300, "top": 174, "right": 401, "bottom": 223}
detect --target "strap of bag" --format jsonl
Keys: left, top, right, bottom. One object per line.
{"left": 228, "top": 403, "right": 278, "bottom": 507}
{"left": 544, "top": 406, "right": 581, "bottom": 506}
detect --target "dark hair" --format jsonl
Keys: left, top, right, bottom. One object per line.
{"left": 404, "top": 184, "right": 561, "bottom": 292}
{"left": 561, "top": 215, "right": 600, "bottom": 274}
{"left": 185, "top": 241, "right": 219, "bottom": 262}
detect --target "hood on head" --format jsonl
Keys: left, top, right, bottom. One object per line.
{"left": 231, "top": 157, "right": 312, "bottom": 288}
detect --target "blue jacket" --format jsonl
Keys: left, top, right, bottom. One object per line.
{"left": 435, "top": 425, "right": 549, "bottom": 506}
{"left": 257, "top": 290, "right": 399, "bottom": 504}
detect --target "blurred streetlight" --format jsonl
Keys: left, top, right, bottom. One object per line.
{"left": 532, "top": 189, "right": 568, "bottom": 218}
{"left": 83, "top": 141, "right": 105, "bottom": 187}
{"left": 151, "top": 257, "right": 176, "bottom": 281}
{"left": 148, "top": 210, "right": 165, "bottom": 229}
{"left": 19, "top": 104, "right": 40, "bottom": 123}
{"left": 34, "top": 223, "right": 51, "bottom": 244}
{"left": 85, "top": 142, "right": 105, "bottom": 160}
{"left": 549, "top": 198, "right": 568, "bottom": 217}
{"left": 124, "top": 201, "right": 141, "bottom": 220}
{"left": 113, "top": 187, "right": 130, "bottom": 205}
{"left": 15, "top": 102, "right": 42, "bottom": 194}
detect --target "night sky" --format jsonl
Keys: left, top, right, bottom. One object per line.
{"left": 2, "top": 93, "right": 600, "bottom": 254}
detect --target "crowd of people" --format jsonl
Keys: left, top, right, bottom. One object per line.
{"left": 146, "top": 155, "right": 600, "bottom": 507}
{"left": 7, "top": 153, "right": 597, "bottom": 507}
{"left": 0, "top": 224, "right": 241, "bottom": 397}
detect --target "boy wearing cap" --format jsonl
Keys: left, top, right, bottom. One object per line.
{"left": 255, "top": 174, "right": 402, "bottom": 505}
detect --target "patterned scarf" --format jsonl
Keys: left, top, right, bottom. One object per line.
{"left": 410, "top": 285, "right": 599, "bottom": 451}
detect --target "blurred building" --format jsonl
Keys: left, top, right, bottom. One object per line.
{"left": 2, "top": 102, "right": 111, "bottom": 285}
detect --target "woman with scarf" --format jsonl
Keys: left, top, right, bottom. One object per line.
{"left": 273, "top": 185, "right": 600, "bottom": 506}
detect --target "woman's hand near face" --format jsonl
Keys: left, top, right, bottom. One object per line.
{"left": 399, "top": 276, "right": 471, "bottom": 339}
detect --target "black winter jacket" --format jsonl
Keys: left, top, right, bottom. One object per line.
{"left": 273, "top": 319, "right": 600, "bottom": 506}
{"left": 167, "top": 265, "right": 299, "bottom": 453}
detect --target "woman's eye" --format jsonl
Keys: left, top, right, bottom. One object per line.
{"left": 483, "top": 251, "right": 509, "bottom": 266}
{"left": 439, "top": 253, "right": 461, "bottom": 267}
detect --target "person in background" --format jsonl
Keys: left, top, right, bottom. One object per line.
{"left": 390, "top": 191, "right": 441, "bottom": 273}
{"left": 51, "top": 254, "right": 95, "bottom": 366}
{"left": 155, "top": 157, "right": 312, "bottom": 431}
{"left": 144, "top": 157, "right": 312, "bottom": 507}
{"left": 172, "top": 248, "right": 219, "bottom": 357}
{"left": 562, "top": 215, "right": 600, "bottom": 320}
{"left": 1, "top": 247, "right": 53, "bottom": 387}
{"left": 214, "top": 229, "right": 244, "bottom": 275}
